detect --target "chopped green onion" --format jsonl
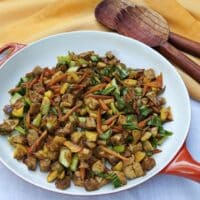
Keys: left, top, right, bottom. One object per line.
{"left": 134, "top": 87, "right": 142, "bottom": 96}
{"left": 90, "top": 55, "right": 99, "bottom": 62}
{"left": 114, "top": 93, "right": 125, "bottom": 110}
{"left": 70, "top": 154, "right": 79, "bottom": 172}
{"left": 148, "top": 115, "right": 162, "bottom": 127}
{"left": 51, "top": 107, "right": 58, "bottom": 116}
{"left": 90, "top": 76, "right": 101, "bottom": 86}
{"left": 121, "top": 87, "right": 128, "bottom": 96}
{"left": 150, "top": 137, "right": 158, "bottom": 148}
{"left": 122, "top": 122, "right": 141, "bottom": 130}
{"left": 78, "top": 58, "right": 88, "bottom": 67}
{"left": 159, "top": 127, "right": 173, "bottom": 136}
{"left": 110, "top": 102, "right": 119, "bottom": 114}
{"left": 10, "top": 93, "right": 22, "bottom": 104}
{"left": 99, "top": 129, "right": 112, "bottom": 140}
{"left": 116, "top": 64, "right": 128, "bottom": 79}
{"left": 113, "top": 145, "right": 125, "bottom": 153}
{"left": 15, "top": 126, "right": 26, "bottom": 135}
{"left": 101, "top": 66, "right": 114, "bottom": 76}
{"left": 126, "top": 135, "right": 133, "bottom": 142}
{"left": 146, "top": 151, "right": 153, "bottom": 156}
{"left": 139, "top": 105, "right": 151, "bottom": 117}
{"left": 24, "top": 97, "right": 32, "bottom": 106}
{"left": 111, "top": 78, "right": 120, "bottom": 94}
{"left": 126, "top": 114, "right": 135, "bottom": 122}
{"left": 100, "top": 86, "right": 116, "bottom": 95}
{"left": 95, "top": 172, "right": 122, "bottom": 188}
{"left": 157, "top": 136, "right": 168, "bottom": 145}
{"left": 21, "top": 76, "right": 29, "bottom": 83}
{"left": 67, "top": 66, "right": 79, "bottom": 72}
{"left": 57, "top": 55, "right": 71, "bottom": 65}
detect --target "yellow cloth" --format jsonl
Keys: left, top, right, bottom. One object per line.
{"left": 0, "top": 0, "right": 199, "bottom": 100}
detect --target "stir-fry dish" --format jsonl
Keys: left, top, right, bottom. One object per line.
{"left": 0, "top": 51, "right": 173, "bottom": 191}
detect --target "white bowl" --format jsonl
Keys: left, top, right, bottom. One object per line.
{"left": 0, "top": 31, "right": 190, "bottom": 196}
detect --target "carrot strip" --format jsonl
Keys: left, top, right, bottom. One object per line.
{"left": 80, "top": 167, "right": 86, "bottom": 180}
{"left": 152, "top": 149, "right": 162, "bottom": 154}
{"left": 28, "top": 77, "right": 39, "bottom": 88}
{"left": 57, "top": 106, "right": 63, "bottom": 121}
{"left": 102, "top": 76, "right": 111, "bottom": 82}
{"left": 138, "top": 116, "right": 152, "bottom": 128}
{"left": 28, "top": 130, "right": 47, "bottom": 154}
{"left": 61, "top": 102, "right": 82, "bottom": 121}
{"left": 85, "top": 94, "right": 114, "bottom": 100}
{"left": 99, "top": 99, "right": 109, "bottom": 111}
{"left": 103, "top": 115, "right": 119, "bottom": 125}
{"left": 97, "top": 108, "right": 103, "bottom": 134}
{"left": 100, "top": 146, "right": 129, "bottom": 161}
{"left": 84, "top": 83, "right": 107, "bottom": 96}
{"left": 78, "top": 70, "right": 91, "bottom": 84}
{"left": 144, "top": 73, "right": 163, "bottom": 88}
{"left": 112, "top": 125, "right": 123, "bottom": 133}
{"left": 143, "top": 85, "right": 148, "bottom": 96}
{"left": 47, "top": 73, "right": 67, "bottom": 86}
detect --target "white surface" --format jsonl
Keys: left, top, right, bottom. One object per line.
{"left": 0, "top": 31, "right": 191, "bottom": 195}
{"left": 0, "top": 99, "right": 199, "bottom": 200}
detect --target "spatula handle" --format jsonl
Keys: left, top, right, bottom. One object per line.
{"left": 169, "top": 32, "right": 200, "bottom": 58}
{"left": 158, "top": 42, "right": 200, "bottom": 83}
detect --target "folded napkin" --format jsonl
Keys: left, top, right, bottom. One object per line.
{"left": 0, "top": 0, "right": 199, "bottom": 100}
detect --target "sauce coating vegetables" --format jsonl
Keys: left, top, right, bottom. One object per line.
{"left": 0, "top": 51, "right": 173, "bottom": 191}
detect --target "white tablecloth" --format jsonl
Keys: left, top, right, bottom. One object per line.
{"left": 0, "top": 99, "right": 199, "bottom": 200}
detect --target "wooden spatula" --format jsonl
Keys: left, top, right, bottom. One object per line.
{"left": 95, "top": 0, "right": 200, "bottom": 83}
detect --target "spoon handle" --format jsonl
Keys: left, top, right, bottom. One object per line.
{"left": 158, "top": 42, "right": 200, "bottom": 83}
{"left": 169, "top": 32, "right": 200, "bottom": 58}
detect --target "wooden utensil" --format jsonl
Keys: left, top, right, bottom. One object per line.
{"left": 95, "top": 0, "right": 200, "bottom": 83}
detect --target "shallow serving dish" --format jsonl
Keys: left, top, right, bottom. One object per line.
{"left": 0, "top": 31, "right": 199, "bottom": 196}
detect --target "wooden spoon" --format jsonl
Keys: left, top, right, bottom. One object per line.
{"left": 95, "top": 0, "right": 131, "bottom": 29}
{"left": 95, "top": 0, "right": 200, "bottom": 83}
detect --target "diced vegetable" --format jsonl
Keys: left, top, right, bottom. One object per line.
{"left": 41, "top": 96, "right": 50, "bottom": 115}
{"left": 85, "top": 131, "right": 98, "bottom": 142}
{"left": 60, "top": 83, "right": 69, "bottom": 94}
{"left": 12, "top": 106, "right": 24, "bottom": 117}
{"left": 135, "top": 151, "right": 146, "bottom": 162}
{"left": 44, "top": 90, "right": 53, "bottom": 98}
{"left": 59, "top": 147, "right": 72, "bottom": 168}
{"left": 134, "top": 87, "right": 142, "bottom": 96}
{"left": 0, "top": 50, "right": 173, "bottom": 191}
{"left": 32, "top": 113, "right": 42, "bottom": 127}
{"left": 70, "top": 154, "right": 79, "bottom": 171}
{"left": 15, "top": 126, "right": 26, "bottom": 135}
{"left": 99, "top": 129, "right": 112, "bottom": 140}
{"left": 10, "top": 93, "right": 22, "bottom": 104}
{"left": 113, "top": 145, "right": 125, "bottom": 153}
{"left": 141, "top": 131, "right": 152, "bottom": 141}
{"left": 67, "top": 66, "right": 79, "bottom": 72}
